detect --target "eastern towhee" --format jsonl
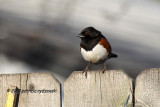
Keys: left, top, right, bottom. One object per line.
{"left": 77, "top": 27, "right": 117, "bottom": 77}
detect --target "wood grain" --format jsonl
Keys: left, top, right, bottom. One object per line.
{"left": 135, "top": 68, "right": 160, "bottom": 107}
{"left": 64, "top": 70, "right": 133, "bottom": 107}
{"left": 0, "top": 72, "right": 61, "bottom": 107}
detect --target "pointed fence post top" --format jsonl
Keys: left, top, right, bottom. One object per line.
{"left": 0, "top": 72, "right": 61, "bottom": 107}
{"left": 64, "top": 70, "right": 133, "bottom": 107}
{"left": 135, "top": 68, "right": 160, "bottom": 107}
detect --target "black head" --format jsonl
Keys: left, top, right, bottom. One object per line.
{"left": 77, "top": 27, "right": 103, "bottom": 51}
{"left": 77, "top": 27, "right": 101, "bottom": 39}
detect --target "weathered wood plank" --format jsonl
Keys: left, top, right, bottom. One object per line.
{"left": 135, "top": 68, "right": 160, "bottom": 107}
{"left": 0, "top": 72, "right": 61, "bottom": 107}
{"left": 64, "top": 70, "right": 133, "bottom": 107}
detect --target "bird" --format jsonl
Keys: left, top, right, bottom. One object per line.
{"left": 77, "top": 27, "right": 117, "bottom": 77}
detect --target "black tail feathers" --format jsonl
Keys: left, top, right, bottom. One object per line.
{"left": 109, "top": 53, "right": 118, "bottom": 59}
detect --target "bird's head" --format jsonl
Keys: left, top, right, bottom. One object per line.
{"left": 77, "top": 27, "right": 101, "bottom": 40}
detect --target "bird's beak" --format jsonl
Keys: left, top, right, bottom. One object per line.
{"left": 77, "top": 34, "right": 84, "bottom": 38}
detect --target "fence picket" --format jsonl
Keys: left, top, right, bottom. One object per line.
{"left": 0, "top": 72, "right": 61, "bottom": 107}
{"left": 64, "top": 70, "right": 133, "bottom": 107}
{"left": 135, "top": 68, "right": 160, "bottom": 107}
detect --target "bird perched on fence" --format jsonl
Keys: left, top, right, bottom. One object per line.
{"left": 77, "top": 27, "right": 117, "bottom": 77}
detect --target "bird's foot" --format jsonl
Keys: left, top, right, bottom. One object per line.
{"left": 102, "top": 63, "right": 107, "bottom": 73}
{"left": 82, "top": 68, "right": 89, "bottom": 78}
{"left": 102, "top": 68, "right": 106, "bottom": 73}
{"left": 82, "top": 62, "right": 91, "bottom": 78}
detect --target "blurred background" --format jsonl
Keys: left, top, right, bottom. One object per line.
{"left": 0, "top": 0, "right": 160, "bottom": 100}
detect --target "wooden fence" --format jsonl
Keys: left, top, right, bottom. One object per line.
{"left": 0, "top": 68, "right": 160, "bottom": 107}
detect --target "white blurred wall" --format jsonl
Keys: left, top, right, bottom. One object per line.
{"left": 0, "top": 0, "right": 160, "bottom": 78}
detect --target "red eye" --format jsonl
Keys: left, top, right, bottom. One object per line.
{"left": 85, "top": 32, "right": 88, "bottom": 35}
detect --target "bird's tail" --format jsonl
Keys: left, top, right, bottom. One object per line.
{"left": 109, "top": 53, "right": 118, "bottom": 59}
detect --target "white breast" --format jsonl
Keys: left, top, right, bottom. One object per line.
{"left": 81, "top": 44, "right": 108, "bottom": 64}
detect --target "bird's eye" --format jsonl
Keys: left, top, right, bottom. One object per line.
{"left": 85, "top": 31, "right": 88, "bottom": 35}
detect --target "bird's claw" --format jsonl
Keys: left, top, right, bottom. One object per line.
{"left": 102, "top": 63, "right": 107, "bottom": 73}
{"left": 102, "top": 68, "right": 106, "bottom": 73}
{"left": 82, "top": 69, "right": 89, "bottom": 78}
